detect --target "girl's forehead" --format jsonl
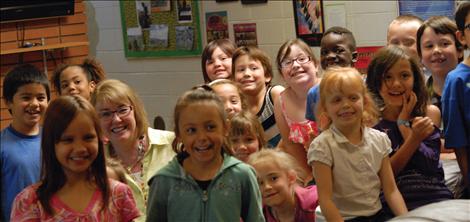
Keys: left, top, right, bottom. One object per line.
{"left": 214, "top": 83, "right": 237, "bottom": 91}
{"left": 63, "top": 65, "right": 85, "bottom": 75}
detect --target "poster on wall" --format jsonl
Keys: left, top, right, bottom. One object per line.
{"left": 293, "top": 0, "right": 324, "bottom": 46}
{"left": 206, "top": 11, "right": 229, "bottom": 43}
{"left": 127, "top": 27, "right": 144, "bottom": 51}
{"left": 398, "top": 0, "right": 455, "bottom": 20}
{"left": 177, "top": 0, "right": 193, "bottom": 23}
{"left": 233, "top": 23, "right": 258, "bottom": 47}
{"left": 149, "top": 24, "right": 169, "bottom": 47}
{"left": 136, "top": 1, "right": 152, "bottom": 29}
{"left": 355, "top": 46, "right": 382, "bottom": 75}
{"left": 150, "top": 0, "right": 171, "bottom": 12}
{"left": 176, "top": 26, "right": 194, "bottom": 50}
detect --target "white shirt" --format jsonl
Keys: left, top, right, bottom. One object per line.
{"left": 307, "top": 126, "right": 392, "bottom": 218}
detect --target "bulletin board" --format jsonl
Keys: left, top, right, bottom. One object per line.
{"left": 119, "top": 0, "right": 202, "bottom": 58}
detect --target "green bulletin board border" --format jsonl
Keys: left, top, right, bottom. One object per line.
{"left": 119, "top": 1, "right": 203, "bottom": 58}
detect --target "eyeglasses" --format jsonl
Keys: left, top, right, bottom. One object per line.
{"left": 98, "top": 106, "right": 133, "bottom": 121}
{"left": 280, "top": 56, "right": 311, "bottom": 68}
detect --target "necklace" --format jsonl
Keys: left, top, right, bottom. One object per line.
{"left": 125, "top": 136, "right": 146, "bottom": 175}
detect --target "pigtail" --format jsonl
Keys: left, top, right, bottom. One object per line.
{"left": 81, "top": 58, "right": 106, "bottom": 84}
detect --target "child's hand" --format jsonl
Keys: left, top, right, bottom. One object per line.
{"left": 410, "top": 116, "right": 434, "bottom": 142}
{"left": 398, "top": 92, "right": 417, "bottom": 121}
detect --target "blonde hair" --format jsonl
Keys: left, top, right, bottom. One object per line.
{"left": 90, "top": 79, "right": 149, "bottom": 152}
{"left": 229, "top": 111, "right": 266, "bottom": 149}
{"left": 247, "top": 149, "right": 306, "bottom": 185}
{"left": 317, "top": 67, "right": 378, "bottom": 130}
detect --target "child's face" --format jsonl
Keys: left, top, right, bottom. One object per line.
{"left": 252, "top": 160, "right": 295, "bottom": 208}
{"left": 178, "top": 102, "right": 227, "bottom": 165}
{"left": 320, "top": 33, "right": 355, "bottom": 70}
{"left": 206, "top": 47, "right": 232, "bottom": 81}
{"left": 324, "top": 83, "right": 364, "bottom": 130}
{"left": 387, "top": 21, "right": 421, "bottom": 60}
{"left": 95, "top": 100, "right": 136, "bottom": 144}
{"left": 231, "top": 131, "right": 260, "bottom": 162}
{"left": 212, "top": 83, "right": 242, "bottom": 119}
{"left": 7, "top": 83, "right": 48, "bottom": 133}
{"left": 457, "top": 13, "right": 470, "bottom": 55}
{"left": 55, "top": 112, "right": 99, "bottom": 179}
{"left": 234, "top": 55, "right": 271, "bottom": 95}
{"left": 379, "top": 59, "right": 414, "bottom": 107}
{"left": 280, "top": 44, "right": 318, "bottom": 87}
{"left": 419, "top": 28, "right": 460, "bottom": 76}
{"left": 60, "top": 66, "right": 95, "bottom": 100}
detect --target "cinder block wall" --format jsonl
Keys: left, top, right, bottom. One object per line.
{"left": 87, "top": 1, "right": 398, "bottom": 130}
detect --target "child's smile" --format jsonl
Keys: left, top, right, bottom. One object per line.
{"left": 379, "top": 59, "right": 414, "bottom": 107}
{"left": 178, "top": 102, "right": 227, "bottom": 165}
{"left": 420, "top": 28, "right": 460, "bottom": 76}
{"left": 55, "top": 112, "right": 99, "bottom": 178}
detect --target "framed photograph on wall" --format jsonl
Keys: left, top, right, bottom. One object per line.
{"left": 293, "top": 0, "right": 324, "bottom": 46}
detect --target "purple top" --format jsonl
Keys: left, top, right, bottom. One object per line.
{"left": 374, "top": 119, "right": 452, "bottom": 210}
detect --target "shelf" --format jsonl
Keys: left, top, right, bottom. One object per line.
{"left": 0, "top": 41, "right": 89, "bottom": 55}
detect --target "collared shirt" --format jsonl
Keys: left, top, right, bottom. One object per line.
{"left": 307, "top": 126, "right": 391, "bottom": 218}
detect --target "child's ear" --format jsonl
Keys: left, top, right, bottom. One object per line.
{"left": 287, "top": 170, "right": 297, "bottom": 185}
{"left": 456, "top": 30, "right": 467, "bottom": 48}
{"left": 351, "top": 51, "right": 358, "bottom": 63}
{"left": 89, "top": 81, "right": 97, "bottom": 92}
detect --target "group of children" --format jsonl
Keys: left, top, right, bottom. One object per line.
{"left": 1, "top": 3, "right": 469, "bottom": 222}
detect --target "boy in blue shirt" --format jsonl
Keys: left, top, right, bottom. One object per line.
{"left": 1, "top": 64, "right": 50, "bottom": 221}
{"left": 442, "top": 2, "right": 470, "bottom": 198}
{"left": 306, "top": 26, "right": 357, "bottom": 122}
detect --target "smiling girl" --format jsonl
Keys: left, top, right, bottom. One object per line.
{"left": 366, "top": 46, "right": 453, "bottom": 211}
{"left": 11, "top": 96, "right": 139, "bottom": 221}
{"left": 52, "top": 58, "right": 106, "bottom": 100}
{"left": 274, "top": 39, "right": 320, "bottom": 184}
{"left": 309, "top": 67, "right": 407, "bottom": 221}
{"left": 201, "top": 39, "right": 236, "bottom": 83}
{"left": 146, "top": 88, "right": 264, "bottom": 222}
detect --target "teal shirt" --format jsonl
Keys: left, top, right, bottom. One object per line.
{"left": 146, "top": 153, "right": 264, "bottom": 222}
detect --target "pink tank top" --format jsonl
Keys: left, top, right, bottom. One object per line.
{"left": 280, "top": 92, "right": 319, "bottom": 148}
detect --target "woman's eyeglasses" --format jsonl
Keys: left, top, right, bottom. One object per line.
{"left": 98, "top": 106, "right": 133, "bottom": 121}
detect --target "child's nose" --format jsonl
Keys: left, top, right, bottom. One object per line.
{"left": 262, "top": 181, "right": 272, "bottom": 190}
{"left": 432, "top": 45, "right": 442, "bottom": 54}
{"left": 237, "top": 143, "right": 247, "bottom": 151}
{"left": 196, "top": 130, "right": 208, "bottom": 140}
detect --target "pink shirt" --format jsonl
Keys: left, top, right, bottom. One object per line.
{"left": 10, "top": 180, "right": 140, "bottom": 222}
{"left": 263, "top": 185, "right": 318, "bottom": 222}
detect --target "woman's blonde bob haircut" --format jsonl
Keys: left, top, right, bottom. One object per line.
{"left": 91, "top": 79, "right": 149, "bottom": 144}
